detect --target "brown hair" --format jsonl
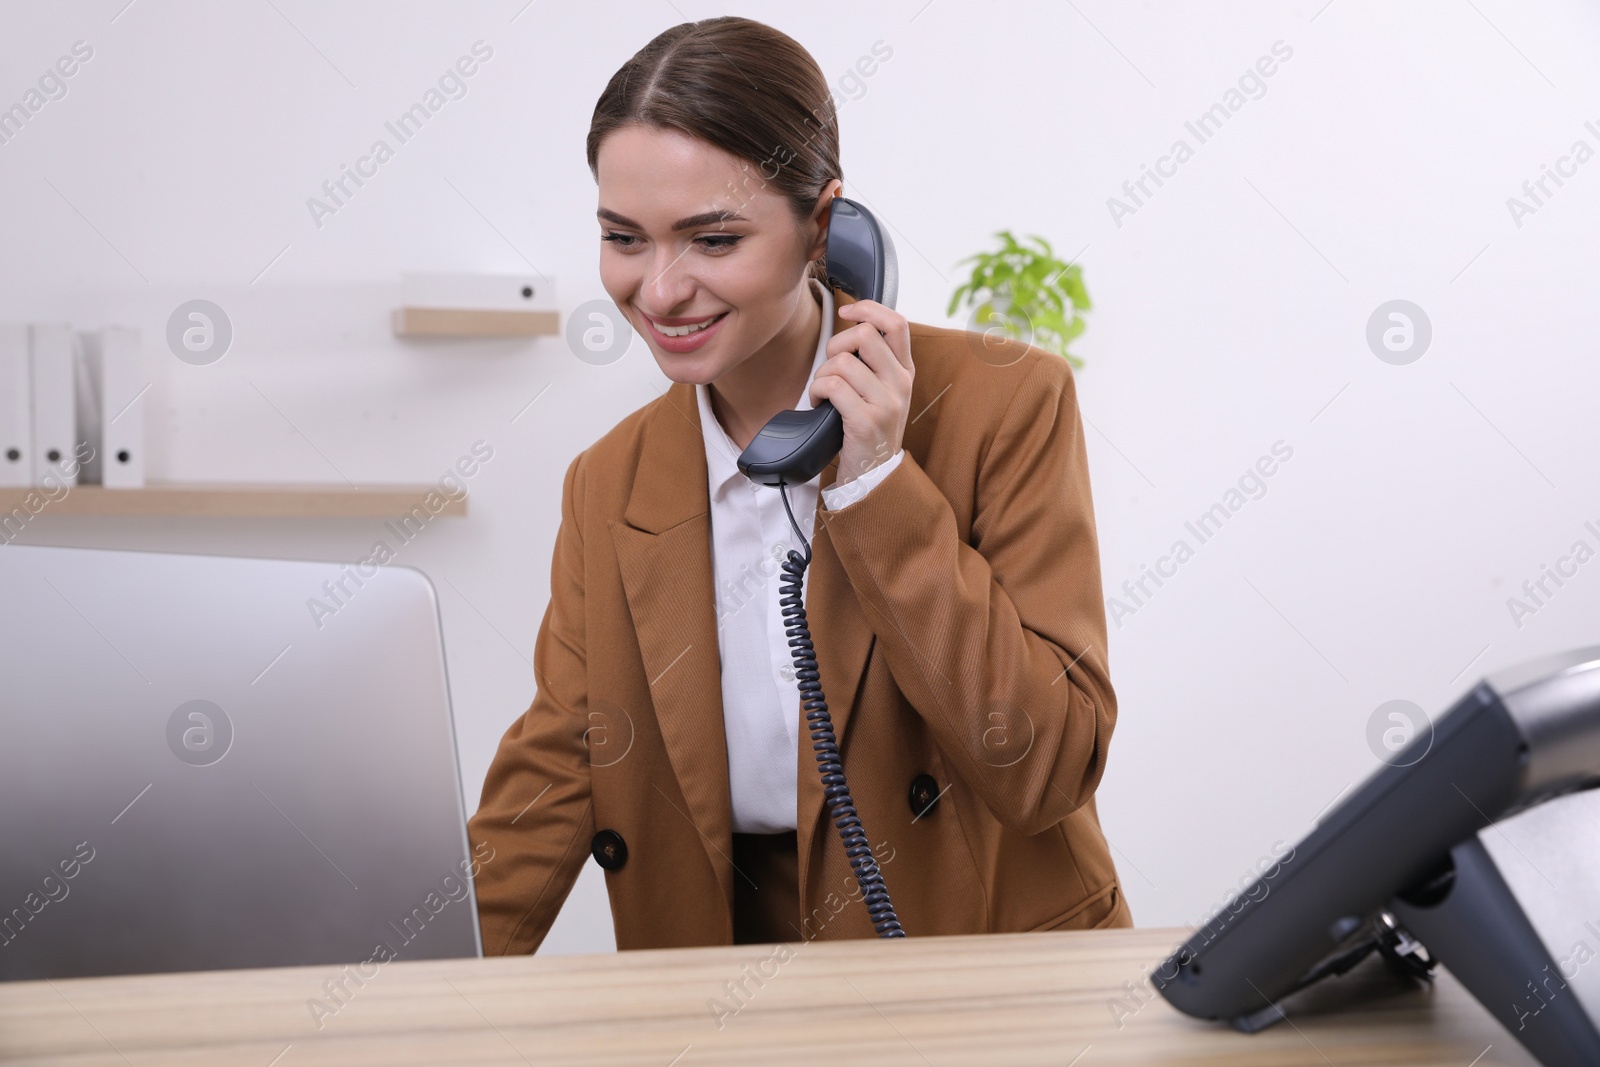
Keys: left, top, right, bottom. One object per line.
{"left": 586, "top": 17, "right": 841, "bottom": 284}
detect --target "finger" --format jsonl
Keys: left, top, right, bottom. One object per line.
{"left": 810, "top": 370, "right": 870, "bottom": 426}
{"left": 837, "top": 301, "right": 913, "bottom": 371}
{"left": 823, "top": 327, "right": 905, "bottom": 409}
{"left": 837, "top": 299, "right": 898, "bottom": 333}
{"left": 827, "top": 321, "right": 902, "bottom": 383}
{"left": 817, "top": 349, "right": 892, "bottom": 410}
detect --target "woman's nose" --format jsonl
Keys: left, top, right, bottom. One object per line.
{"left": 637, "top": 248, "right": 696, "bottom": 312}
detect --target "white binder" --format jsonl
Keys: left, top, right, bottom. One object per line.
{"left": 73, "top": 326, "right": 145, "bottom": 488}
{"left": 29, "top": 323, "right": 77, "bottom": 487}
{"left": 0, "top": 324, "right": 31, "bottom": 488}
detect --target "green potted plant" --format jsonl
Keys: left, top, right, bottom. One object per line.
{"left": 947, "top": 231, "right": 1092, "bottom": 368}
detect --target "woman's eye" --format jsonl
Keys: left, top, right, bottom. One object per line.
{"left": 601, "top": 231, "right": 740, "bottom": 252}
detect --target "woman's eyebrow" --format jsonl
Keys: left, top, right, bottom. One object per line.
{"left": 596, "top": 207, "right": 749, "bottom": 230}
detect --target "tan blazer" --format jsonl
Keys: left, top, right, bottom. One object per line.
{"left": 468, "top": 288, "right": 1132, "bottom": 953}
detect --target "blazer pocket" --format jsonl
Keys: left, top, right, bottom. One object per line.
{"left": 1028, "top": 881, "right": 1121, "bottom": 933}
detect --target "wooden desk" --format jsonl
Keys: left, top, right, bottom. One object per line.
{"left": 0, "top": 927, "right": 1535, "bottom": 1066}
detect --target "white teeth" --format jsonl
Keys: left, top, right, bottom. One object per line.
{"left": 655, "top": 315, "right": 722, "bottom": 337}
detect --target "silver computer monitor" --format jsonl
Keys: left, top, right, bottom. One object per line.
{"left": 0, "top": 544, "right": 482, "bottom": 980}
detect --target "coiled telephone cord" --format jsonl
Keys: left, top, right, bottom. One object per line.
{"left": 777, "top": 480, "right": 905, "bottom": 938}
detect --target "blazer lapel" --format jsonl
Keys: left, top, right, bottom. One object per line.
{"left": 610, "top": 382, "right": 737, "bottom": 908}
{"left": 611, "top": 288, "right": 876, "bottom": 915}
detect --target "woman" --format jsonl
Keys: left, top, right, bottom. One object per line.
{"left": 467, "top": 15, "right": 1131, "bottom": 953}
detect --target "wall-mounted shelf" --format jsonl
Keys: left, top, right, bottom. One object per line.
{"left": 392, "top": 271, "right": 560, "bottom": 337}
{"left": 392, "top": 307, "right": 560, "bottom": 337}
{"left": 0, "top": 483, "right": 468, "bottom": 518}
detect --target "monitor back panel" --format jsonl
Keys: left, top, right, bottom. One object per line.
{"left": 0, "top": 544, "right": 482, "bottom": 980}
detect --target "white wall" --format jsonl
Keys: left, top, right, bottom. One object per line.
{"left": 4, "top": 0, "right": 1599, "bottom": 954}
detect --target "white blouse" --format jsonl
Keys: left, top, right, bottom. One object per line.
{"left": 695, "top": 278, "right": 903, "bottom": 832}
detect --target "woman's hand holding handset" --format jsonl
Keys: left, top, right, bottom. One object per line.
{"left": 810, "top": 299, "right": 915, "bottom": 490}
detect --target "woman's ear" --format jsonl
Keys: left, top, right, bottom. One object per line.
{"left": 807, "top": 179, "right": 846, "bottom": 261}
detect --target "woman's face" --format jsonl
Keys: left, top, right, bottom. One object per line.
{"left": 595, "top": 123, "right": 830, "bottom": 385}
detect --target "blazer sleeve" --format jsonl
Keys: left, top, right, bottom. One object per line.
{"left": 819, "top": 350, "right": 1116, "bottom": 836}
{"left": 467, "top": 449, "right": 596, "bottom": 955}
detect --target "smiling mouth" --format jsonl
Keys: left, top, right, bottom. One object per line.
{"left": 648, "top": 312, "right": 727, "bottom": 337}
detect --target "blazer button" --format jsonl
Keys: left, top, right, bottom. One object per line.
{"left": 909, "top": 774, "right": 941, "bottom": 819}
{"left": 591, "top": 829, "right": 628, "bottom": 871}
